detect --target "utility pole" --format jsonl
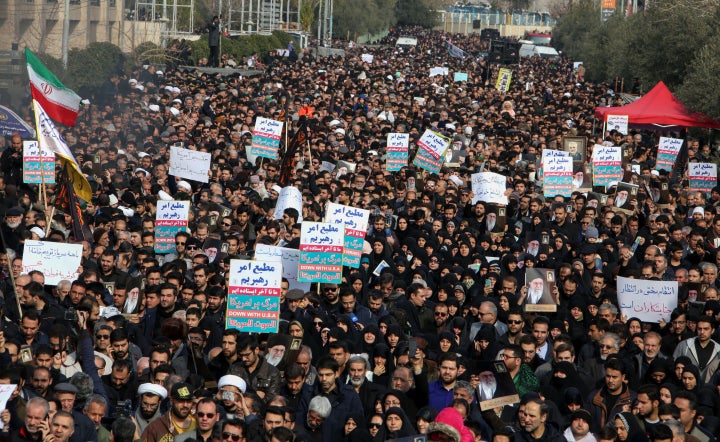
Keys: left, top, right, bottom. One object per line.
{"left": 62, "top": 0, "right": 70, "bottom": 68}
{"left": 219, "top": 0, "right": 223, "bottom": 62}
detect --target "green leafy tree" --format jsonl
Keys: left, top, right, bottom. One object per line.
{"left": 300, "top": 0, "right": 317, "bottom": 32}
{"left": 65, "top": 42, "right": 125, "bottom": 96}
{"left": 395, "top": 0, "right": 438, "bottom": 27}
{"left": 677, "top": 33, "right": 720, "bottom": 120}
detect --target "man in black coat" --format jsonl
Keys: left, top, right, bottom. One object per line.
{"left": 208, "top": 16, "right": 220, "bottom": 67}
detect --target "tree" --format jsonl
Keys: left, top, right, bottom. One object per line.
{"left": 677, "top": 33, "right": 720, "bottom": 120}
{"left": 65, "top": 42, "right": 125, "bottom": 97}
{"left": 300, "top": 0, "right": 317, "bottom": 32}
{"left": 395, "top": 0, "right": 438, "bottom": 27}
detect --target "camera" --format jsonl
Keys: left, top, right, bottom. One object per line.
{"left": 65, "top": 307, "right": 78, "bottom": 322}
{"left": 221, "top": 390, "right": 236, "bottom": 402}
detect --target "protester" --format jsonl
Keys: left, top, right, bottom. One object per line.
{"left": 3, "top": 23, "right": 720, "bottom": 442}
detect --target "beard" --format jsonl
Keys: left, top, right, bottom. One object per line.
{"left": 528, "top": 287, "right": 544, "bottom": 303}
{"left": 479, "top": 379, "right": 497, "bottom": 400}
{"left": 140, "top": 406, "right": 159, "bottom": 420}
{"left": 265, "top": 352, "right": 284, "bottom": 367}
{"left": 487, "top": 221, "right": 496, "bottom": 231}
{"left": 615, "top": 196, "right": 627, "bottom": 207}
{"left": 527, "top": 245, "right": 539, "bottom": 256}
{"left": 349, "top": 376, "right": 364, "bottom": 387}
{"left": 6, "top": 220, "right": 21, "bottom": 229}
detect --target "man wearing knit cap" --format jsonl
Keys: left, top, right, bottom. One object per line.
{"left": 564, "top": 409, "right": 596, "bottom": 442}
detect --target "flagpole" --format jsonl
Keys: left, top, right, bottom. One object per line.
{"left": 0, "top": 224, "right": 22, "bottom": 321}
{"left": 32, "top": 100, "right": 54, "bottom": 236}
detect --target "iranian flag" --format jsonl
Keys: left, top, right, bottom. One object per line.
{"left": 25, "top": 48, "right": 81, "bottom": 127}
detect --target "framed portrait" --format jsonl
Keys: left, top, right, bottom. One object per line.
{"left": 562, "top": 136, "right": 587, "bottom": 163}
{"left": 524, "top": 267, "right": 557, "bottom": 312}
{"left": 477, "top": 360, "right": 520, "bottom": 411}
{"left": 613, "top": 182, "right": 639, "bottom": 214}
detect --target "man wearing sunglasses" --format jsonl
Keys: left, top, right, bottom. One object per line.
{"left": 219, "top": 419, "right": 247, "bottom": 442}
{"left": 174, "top": 398, "right": 219, "bottom": 442}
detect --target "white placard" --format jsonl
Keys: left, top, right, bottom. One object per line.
{"left": 228, "top": 259, "right": 283, "bottom": 293}
{"left": 0, "top": 384, "right": 16, "bottom": 429}
{"left": 361, "top": 53, "right": 374, "bottom": 63}
{"left": 429, "top": 67, "right": 449, "bottom": 77}
{"left": 273, "top": 186, "right": 303, "bottom": 223}
{"left": 325, "top": 202, "right": 371, "bottom": 231}
{"left": 617, "top": 276, "right": 677, "bottom": 323}
{"left": 607, "top": 115, "right": 629, "bottom": 135}
{"left": 22, "top": 240, "right": 82, "bottom": 285}
{"left": 169, "top": 146, "right": 212, "bottom": 183}
{"left": 254, "top": 244, "right": 310, "bottom": 292}
{"left": 417, "top": 129, "right": 450, "bottom": 158}
{"left": 471, "top": 172, "right": 508, "bottom": 205}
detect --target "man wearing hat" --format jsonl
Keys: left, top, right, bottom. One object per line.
{"left": 2, "top": 206, "right": 27, "bottom": 253}
{"left": 216, "top": 374, "right": 252, "bottom": 420}
{"left": 141, "top": 383, "right": 196, "bottom": 442}
{"left": 563, "top": 409, "right": 596, "bottom": 442}
{"left": 135, "top": 383, "right": 167, "bottom": 434}
{"left": 53, "top": 383, "right": 98, "bottom": 442}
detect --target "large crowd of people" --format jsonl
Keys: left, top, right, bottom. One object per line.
{"left": 0, "top": 25, "right": 718, "bottom": 442}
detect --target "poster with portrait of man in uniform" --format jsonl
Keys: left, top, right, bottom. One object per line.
{"left": 524, "top": 268, "right": 557, "bottom": 312}
{"left": 563, "top": 136, "right": 586, "bottom": 163}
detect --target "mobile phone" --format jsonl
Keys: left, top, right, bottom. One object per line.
{"left": 485, "top": 279, "right": 492, "bottom": 287}
{"left": 222, "top": 390, "right": 236, "bottom": 402}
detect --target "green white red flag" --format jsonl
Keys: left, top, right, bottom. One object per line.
{"left": 25, "top": 48, "right": 81, "bottom": 127}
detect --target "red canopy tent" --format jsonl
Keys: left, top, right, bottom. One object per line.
{"left": 594, "top": 81, "right": 720, "bottom": 129}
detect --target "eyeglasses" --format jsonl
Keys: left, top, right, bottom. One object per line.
{"left": 96, "top": 334, "right": 110, "bottom": 339}
{"left": 434, "top": 312, "right": 448, "bottom": 317}
{"left": 313, "top": 321, "right": 323, "bottom": 325}
{"left": 368, "top": 423, "right": 382, "bottom": 429}
{"left": 222, "top": 222, "right": 232, "bottom": 227}
{"left": 222, "top": 433, "right": 242, "bottom": 442}
{"left": 197, "top": 412, "right": 216, "bottom": 418}
{"left": 187, "top": 245, "right": 197, "bottom": 250}
{"left": 508, "top": 319, "right": 523, "bottom": 324}
{"left": 599, "top": 344, "right": 615, "bottom": 349}
{"left": 176, "top": 242, "right": 186, "bottom": 245}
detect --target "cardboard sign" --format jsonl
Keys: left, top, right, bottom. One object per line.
{"left": 689, "top": 162, "right": 717, "bottom": 196}
{"left": 298, "top": 222, "right": 344, "bottom": 283}
{"left": 607, "top": 115, "right": 629, "bottom": 135}
{"left": 413, "top": 130, "right": 449, "bottom": 174}
{"left": 226, "top": 259, "right": 282, "bottom": 333}
{"left": 386, "top": 133, "right": 409, "bottom": 172}
{"left": 655, "top": 137, "right": 683, "bottom": 173}
{"left": 325, "top": 202, "right": 370, "bottom": 268}
{"left": 617, "top": 276, "right": 677, "bottom": 323}
{"left": 250, "top": 117, "right": 283, "bottom": 160}
{"left": 542, "top": 149, "right": 572, "bottom": 197}
{"left": 155, "top": 200, "right": 189, "bottom": 254}
{"left": 591, "top": 144, "right": 623, "bottom": 187}
{"left": 169, "top": 146, "right": 211, "bottom": 183}
{"left": 23, "top": 140, "right": 55, "bottom": 184}
{"left": 254, "top": 244, "right": 310, "bottom": 293}
{"left": 273, "top": 186, "right": 304, "bottom": 222}
{"left": 471, "top": 172, "right": 508, "bottom": 205}
{"left": 22, "top": 240, "right": 82, "bottom": 285}
{"left": 495, "top": 68, "right": 512, "bottom": 92}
